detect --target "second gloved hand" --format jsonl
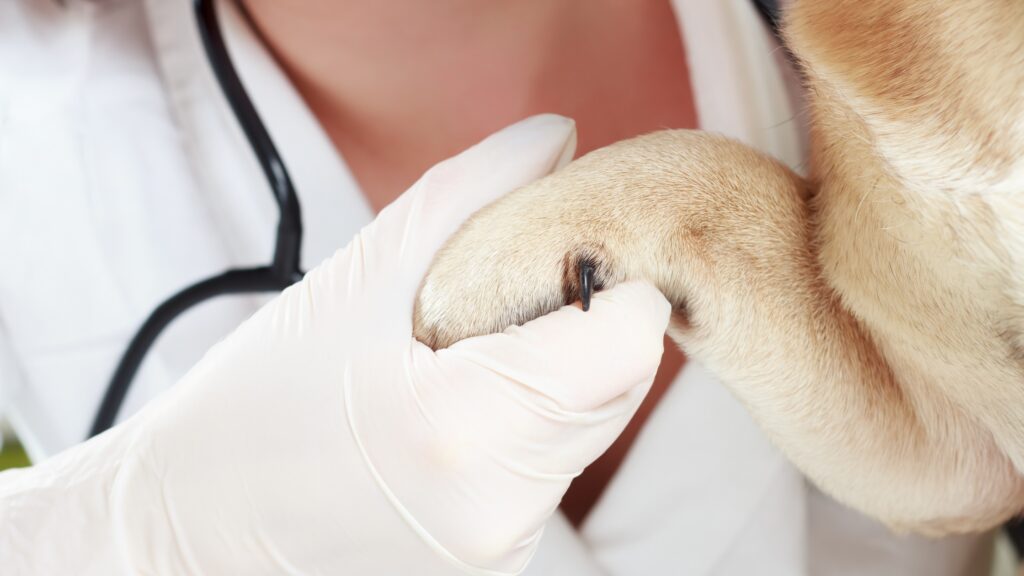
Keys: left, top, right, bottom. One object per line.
{"left": 1, "top": 115, "right": 670, "bottom": 575}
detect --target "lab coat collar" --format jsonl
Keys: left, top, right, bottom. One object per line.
{"left": 673, "top": 0, "right": 805, "bottom": 170}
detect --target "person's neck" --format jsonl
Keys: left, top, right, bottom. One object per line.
{"left": 242, "top": 0, "right": 573, "bottom": 188}
{"left": 241, "top": 0, "right": 694, "bottom": 210}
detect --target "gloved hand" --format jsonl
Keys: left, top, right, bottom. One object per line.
{"left": 0, "top": 114, "right": 670, "bottom": 575}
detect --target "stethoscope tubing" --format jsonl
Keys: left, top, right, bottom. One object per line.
{"left": 88, "top": 0, "right": 304, "bottom": 437}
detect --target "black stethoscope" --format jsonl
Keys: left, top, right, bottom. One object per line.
{"left": 88, "top": 0, "right": 304, "bottom": 436}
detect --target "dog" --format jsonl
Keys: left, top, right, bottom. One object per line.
{"left": 413, "top": 0, "right": 1024, "bottom": 537}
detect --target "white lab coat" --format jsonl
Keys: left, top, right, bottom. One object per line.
{"left": 0, "top": 0, "right": 994, "bottom": 574}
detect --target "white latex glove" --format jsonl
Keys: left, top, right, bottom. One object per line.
{"left": 0, "top": 115, "right": 670, "bottom": 575}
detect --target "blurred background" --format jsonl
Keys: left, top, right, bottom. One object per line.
{"left": 0, "top": 419, "right": 30, "bottom": 471}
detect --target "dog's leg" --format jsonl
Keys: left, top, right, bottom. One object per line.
{"left": 785, "top": 0, "right": 1024, "bottom": 479}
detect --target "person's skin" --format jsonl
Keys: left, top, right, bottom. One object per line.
{"left": 241, "top": 0, "right": 696, "bottom": 526}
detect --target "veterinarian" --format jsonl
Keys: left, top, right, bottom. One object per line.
{"left": 0, "top": 0, "right": 997, "bottom": 574}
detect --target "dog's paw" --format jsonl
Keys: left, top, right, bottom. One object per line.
{"left": 412, "top": 130, "right": 808, "bottom": 351}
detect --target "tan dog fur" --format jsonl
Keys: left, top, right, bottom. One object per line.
{"left": 413, "top": 0, "right": 1024, "bottom": 535}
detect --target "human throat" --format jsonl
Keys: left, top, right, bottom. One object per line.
{"left": 242, "top": 0, "right": 696, "bottom": 212}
